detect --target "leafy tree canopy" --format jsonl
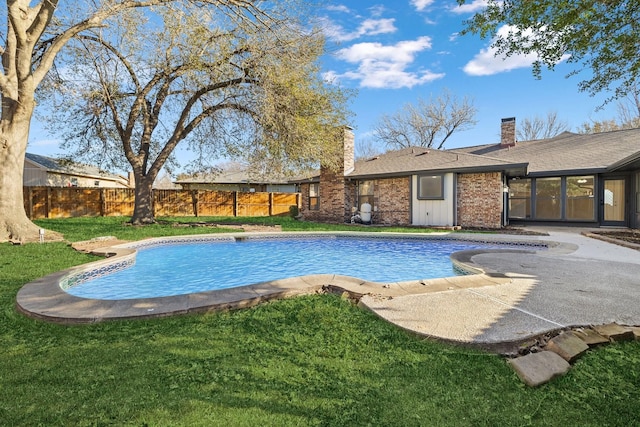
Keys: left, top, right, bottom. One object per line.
{"left": 39, "top": 2, "right": 352, "bottom": 224}
{"left": 457, "top": 0, "right": 639, "bottom": 102}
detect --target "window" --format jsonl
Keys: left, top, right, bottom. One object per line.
{"left": 417, "top": 174, "right": 444, "bottom": 200}
{"left": 308, "top": 183, "right": 319, "bottom": 210}
{"left": 566, "top": 176, "right": 595, "bottom": 220}
{"left": 508, "top": 179, "right": 531, "bottom": 219}
{"left": 535, "top": 177, "right": 561, "bottom": 219}
{"left": 358, "top": 180, "right": 374, "bottom": 208}
{"left": 94, "top": 180, "right": 100, "bottom": 187}
{"left": 509, "top": 176, "right": 598, "bottom": 222}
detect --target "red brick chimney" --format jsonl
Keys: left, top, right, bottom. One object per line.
{"left": 500, "top": 117, "right": 516, "bottom": 147}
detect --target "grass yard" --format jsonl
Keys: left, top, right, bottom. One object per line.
{"left": 32, "top": 215, "right": 439, "bottom": 242}
{"left": 1, "top": 217, "right": 639, "bottom": 426}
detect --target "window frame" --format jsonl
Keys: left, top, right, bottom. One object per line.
{"left": 508, "top": 178, "right": 531, "bottom": 219}
{"left": 417, "top": 174, "right": 445, "bottom": 200}
{"left": 308, "top": 183, "right": 319, "bottom": 211}
{"left": 565, "top": 175, "right": 595, "bottom": 221}
{"left": 534, "top": 177, "right": 562, "bottom": 220}
{"left": 358, "top": 180, "right": 375, "bottom": 209}
{"left": 508, "top": 175, "right": 597, "bottom": 222}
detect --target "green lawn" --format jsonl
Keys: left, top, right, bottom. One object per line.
{"left": 32, "top": 215, "right": 440, "bottom": 242}
{"left": 1, "top": 217, "right": 638, "bottom": 426}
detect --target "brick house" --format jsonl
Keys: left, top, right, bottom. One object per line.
{"left": 299, "top": 120, "right": 640, "bottom": 229}
{"left": 174, "top": 169, "right": 297, "bottom": 193}
{"left": 24, "top": 153, "right": 133, "bottom": 188}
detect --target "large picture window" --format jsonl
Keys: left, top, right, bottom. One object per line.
{"left": 566, "top": 176, "right": 595, "bottom": 220}
{"left": 508, "top": 175, "right": 596, "bottom": 221}
{"left": 535, "top": 177, "right": 562, "bottom": 219}
{"left": 309, "top": 183, "right": 319, "bottom": 211}
{"left": 418, "top": 174, "right": 444, "bottom": 200}
{"left": 508, "top": 179, "right": 531, "bottom": 219}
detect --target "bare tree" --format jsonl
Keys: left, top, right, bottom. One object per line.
{"left": 354, "top": 137, "right": 384, "bottom": 161}
{"left": 0, "top": 0, "right": 278, "bottom": 242}
{"left": 44, "top": 5, "right": 351, "bottom": 225}
{"left": 616, "top": 86, "right": 640, "bottom": 128}
{"left": 373, "top": 90, "right": 477, "bottom": 150}
{"left": 578, "top": 84, "right": 640, "bottom": 133}
{"left": 516, "top": 111, "right": 569, "bottom": 141}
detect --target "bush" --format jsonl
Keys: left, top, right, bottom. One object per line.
{"left": 289, "top": 205, "right": 299, "bottom": 219}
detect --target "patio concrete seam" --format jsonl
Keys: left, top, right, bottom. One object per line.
{"left": 464, "top": 287, "right": 566, "bottom": 328}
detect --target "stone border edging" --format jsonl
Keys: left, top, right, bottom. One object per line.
{"left": 508, "top": 323, "right": 640, "bottom": 387}
{"left": 582, "top": 231, "right": 640, "bottom": 251}
{"left": 16, "top": 231, "right": 544, "bottom": 324}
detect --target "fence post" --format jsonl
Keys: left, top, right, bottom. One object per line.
{"left": 45, "top": 187, "right": 51, "bottom": 218}
{"left": 192, "top": 190, "right": 198, "bottom": 217}
{"left": 269, "top": 192, "right": 274, "bottom": 216}
{"left": 99, "top": 188, "right": 105, "bottom": 217}
{"left": 233, "top": 191, "right": 238, "bottom": 217}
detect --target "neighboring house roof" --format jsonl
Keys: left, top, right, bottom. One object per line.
{"left": 174, "top": 169, "right": 292, "bottom": 185}
{"left": 455, "top": 128, "right": 640, "bottom": 176}
{"left": 25, "top": 153, "right": 130, "bottom": 185}
{"left": 347, "top": 146, "right": 528, "bottom": 179}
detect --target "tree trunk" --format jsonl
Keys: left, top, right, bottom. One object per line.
{"left": 130, "top": 174, "right": 156, "bottom": 225}
{"left": 0, "top": 103, "right": 62, "bottom": 242}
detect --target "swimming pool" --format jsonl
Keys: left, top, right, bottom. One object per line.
{"left": 62, "top": 234, "right": 535, "bottom": 300}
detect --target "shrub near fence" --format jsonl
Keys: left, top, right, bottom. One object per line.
{"left": 23, "top": 187, "right": 301, "bottom": 219}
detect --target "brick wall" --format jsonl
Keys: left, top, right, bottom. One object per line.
{"left": 320, "top": 167, "right": 351, "bottom": 222}
{"left": 300, "top": 172, "right": 351, "bottom": 223}
{"left": 344, "top": 177, "right": 410, "bottom": 225}
{"left": 456, "top": 172, "right": 503, "bottom": 228}
{"left": 300, "top": 127, "right": 354, "bottom": 223}
{"left": 374, "top": 177, "right": 411, "bottom": 225}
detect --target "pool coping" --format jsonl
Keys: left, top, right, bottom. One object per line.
{"left": 15, "top": 231, "right": 569, "bottom": 325}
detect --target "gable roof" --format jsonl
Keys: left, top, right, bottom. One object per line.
{"left": 347, "top": 146, "right": 528, "bottom": 179}
{"left": 455, "top": 128, "right": 640, "bottom": 176}
{"left": 25, "top": 153, "right": 129, "bottom": 183}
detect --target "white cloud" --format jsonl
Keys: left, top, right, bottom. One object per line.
{"left": 411, "top": 0, "right": 435, "bottom": 11}
{"left": 368, "top": 5, "right": 386, "bottom": 17}
{"left": 451, "top": 0, "right": 490, "bottom": 14}
{"left": 463, "top": 25, "right": 569, "bottom": 76}
{"left": 330, "top": 37, "right": 445, "bottom": 89}
{"left": 360, "top": 18, "right": 396, "bottom": 35}
{"left": 337, "top": 37, "right": 433, "bottom": 64}
{"left": 324, "top": 18, "right": 397, "bottom": 42}
{"left": 326, "top": 4, "right": 351, "bottom": 13}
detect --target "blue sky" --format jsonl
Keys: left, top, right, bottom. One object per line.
{"left": 27, "top": 0, "right": 620, "bottom": 165}
{"left": 318, "top": 0, "right": 619, "bottom": 154}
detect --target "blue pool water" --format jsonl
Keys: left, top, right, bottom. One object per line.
{"left": 66, "top": 236, "right": 516, "bottom": 300}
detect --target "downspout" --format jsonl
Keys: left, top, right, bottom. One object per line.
{"left": 502, "top": 174, "right": 509, "bottom": 227}
{"left": 409, "top": 175, "right": 414, "bottom": 225}
{"left": 452, "top": 173, "right": 458, "bottom": 226}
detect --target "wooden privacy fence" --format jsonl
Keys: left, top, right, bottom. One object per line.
{"left": 23, "top": 187, "right": 301, "bottom": 219}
